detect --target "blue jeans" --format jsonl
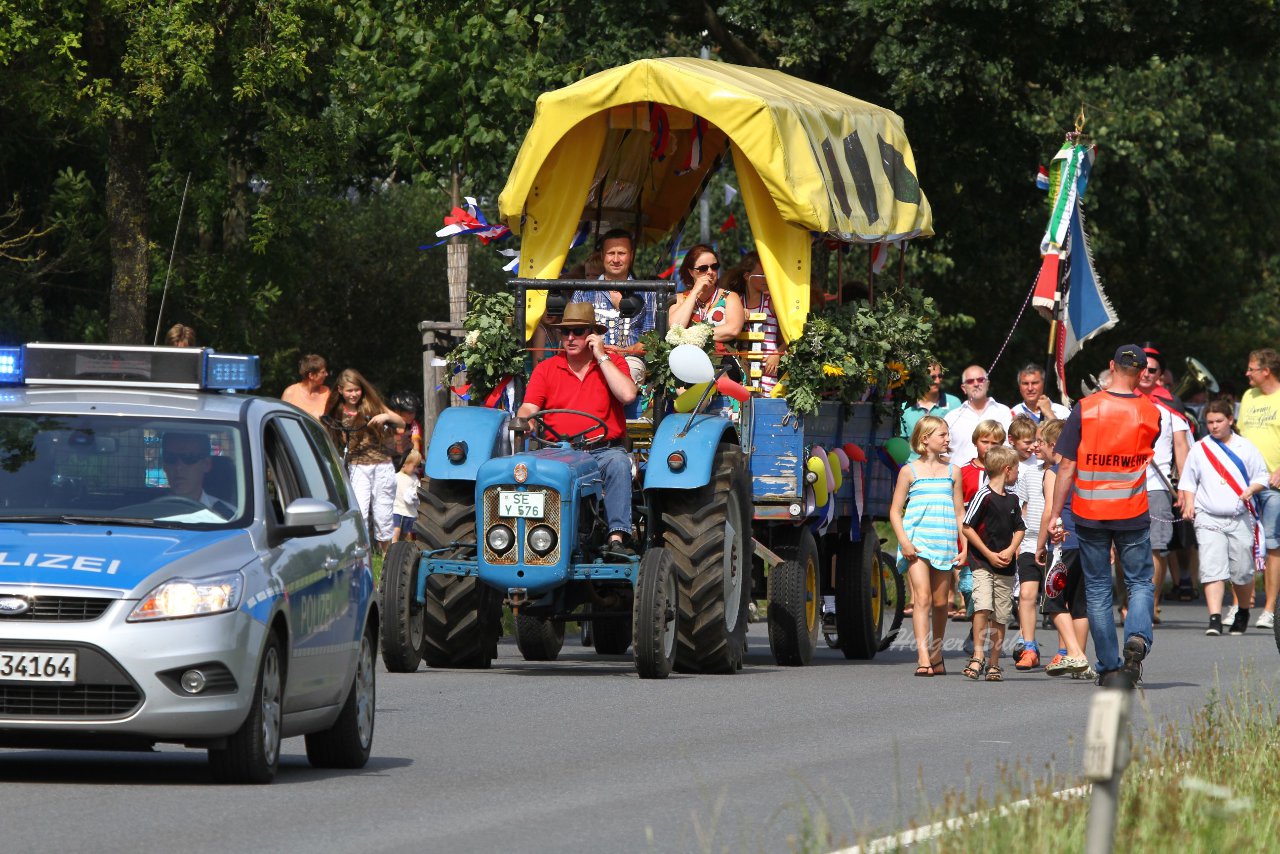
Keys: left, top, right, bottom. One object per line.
{"left": 1076, "top": 524, "right": 1155, "bottom": 673}
{"left": 590, "top": 445, "right": 633, "bottom": 537}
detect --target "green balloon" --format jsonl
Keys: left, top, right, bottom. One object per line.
{"left": 885, "top": 436, "right": 911, "bottom": 465}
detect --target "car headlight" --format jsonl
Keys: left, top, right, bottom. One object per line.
{"left": 128, "top": 571, "right": 244, "bottom": 622}
{"left": 487, "top": 524, "right": 514, "bottom": 554}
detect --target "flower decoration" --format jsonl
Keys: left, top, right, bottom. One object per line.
{"left": 777, "top": 288, "right": 937, "bottom": 417}
{"left": 445, "top": 291, "right": 525, "bottom": 398}
{"left": 644, "top": 322, "right": 717, "bottom": 394}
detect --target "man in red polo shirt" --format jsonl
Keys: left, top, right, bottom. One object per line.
{"left": 518, "top": 302, "right": 639, "bottom": 557}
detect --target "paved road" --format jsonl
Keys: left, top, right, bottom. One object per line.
{"left": 2, "top": 596, "right": 1277, "bottom": 853}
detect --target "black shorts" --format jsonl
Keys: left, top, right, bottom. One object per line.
{"left": 1016, "top": 552, "right": 1043, "bottom": 586}
{"left": 1041, "top": 549, "right": 1086, "bottom": 617}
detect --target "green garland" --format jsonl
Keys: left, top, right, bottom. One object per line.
{"left": 446, "top": 290, "right": 526, "bottom": 397}
{"left": 777, "top": 287, "right": 937, "bottom": 417}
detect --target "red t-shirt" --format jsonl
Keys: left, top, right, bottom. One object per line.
{"left": 961, "top": 458, "right": 987, "bottom": 506}
{"left": 522, "top": 352, "right": 628, "bottom": 442}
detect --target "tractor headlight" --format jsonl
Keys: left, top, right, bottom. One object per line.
{"left": 528, "top": 524, "right": 557, "bottom": 556}
{"left": 487, "top": 524, "right": 514, "bottom": 554}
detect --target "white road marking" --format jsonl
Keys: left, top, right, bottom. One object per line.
{"left": 830, "top": 784, "right": 1090, "bottom": 854}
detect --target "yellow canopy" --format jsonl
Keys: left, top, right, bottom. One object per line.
{"left": 497, "top": 57, "right": 933, "bottom": 341}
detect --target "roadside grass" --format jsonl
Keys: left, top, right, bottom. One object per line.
{"left": 743, "top": 668, "right": 1280, "bottom": 854}
{"left": 925, "top": 670, "right": 1279, "bottom": 854}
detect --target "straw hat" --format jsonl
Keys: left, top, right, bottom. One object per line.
{"left": 548, "top": 302, "right": 606, "bottom": 332}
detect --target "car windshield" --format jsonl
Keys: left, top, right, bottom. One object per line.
{"left": 0, "top": 414, "right": 249, "bottom": 527}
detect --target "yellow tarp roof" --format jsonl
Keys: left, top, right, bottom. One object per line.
{"left": 496, "top": 57, "right": 933, "bottom": 342}
{"left": 498, "top": 57, "right": 932, "bottom": 243}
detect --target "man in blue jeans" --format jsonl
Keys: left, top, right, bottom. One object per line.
{"left": 517, "top": 302, "right": 639, "bottom": 558}
{"left": 1047, "top": 344, "right": 1162, "bottom": 688}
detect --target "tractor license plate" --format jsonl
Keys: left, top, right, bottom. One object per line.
{"left": 499, "top": 490, "right": 545, "bottom": 519}
{"left": 0, "top": 650, "right": 77, "bottom": 683}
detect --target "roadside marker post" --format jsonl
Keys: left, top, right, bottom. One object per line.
{"left": 1083, "top": 689, "right": 1132, "bottom": 854}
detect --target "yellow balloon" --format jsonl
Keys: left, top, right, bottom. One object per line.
{"left": 807, "top": 456, "right": 829, "bottom": 506}
{"left": 827, "top": 451, "right": 843, "bottom": 491}
{"left": 673, "top": 382, "right": 711, "bottom": 413}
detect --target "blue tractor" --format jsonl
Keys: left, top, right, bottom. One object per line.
{"left": 380, "top": 280, "right": 752, "bottom": 679}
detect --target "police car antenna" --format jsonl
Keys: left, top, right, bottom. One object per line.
{"left": 152, "top": 172, "right": 192, "bottom": 346}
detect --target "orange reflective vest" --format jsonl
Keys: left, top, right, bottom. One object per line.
{"left": 1072, "top": 392, "right": 1161, "bottom": 521}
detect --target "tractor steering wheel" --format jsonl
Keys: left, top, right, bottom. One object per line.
{"left": 526, "top": 409, "right": 611, "bottom": 450}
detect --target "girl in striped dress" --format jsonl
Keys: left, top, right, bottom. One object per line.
{"left": 890, "top": 415, "right": 967, "bottom": 676}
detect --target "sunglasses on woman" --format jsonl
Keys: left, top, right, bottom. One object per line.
{"left": 692, "top": 263, "right": 720, "bottom": 273}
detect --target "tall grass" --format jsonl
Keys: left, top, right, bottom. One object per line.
{"left": 887, "top": 670, "right": 1278, "bottom": 853}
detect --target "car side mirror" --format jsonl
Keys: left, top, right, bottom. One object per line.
{"left": 282, "top": 497, "right": 340, "bottom": 534}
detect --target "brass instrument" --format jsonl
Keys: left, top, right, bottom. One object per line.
{"left": 1174, "top": 356, "right": 1219, "bottom": 398}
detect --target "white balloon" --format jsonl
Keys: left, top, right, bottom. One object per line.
{"left": 669, "top": 344, "right": 715, "bottom": 385}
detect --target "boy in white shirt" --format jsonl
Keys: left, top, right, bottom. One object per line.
{"left": 391, "top": 450, "right": 423, "bottom": 544}
{"left": 1178, "top": 401, "right": 1268, "bottom": 636}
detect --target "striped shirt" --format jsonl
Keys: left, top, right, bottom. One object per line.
{"left": 743, "top": 290, "right": 781, "bottom": 394}
{"left": 1013, "top": 456, "right": 1045, "bottom": 554}
{"left": 571, "top": 283, "right": 656, "bottom": 349}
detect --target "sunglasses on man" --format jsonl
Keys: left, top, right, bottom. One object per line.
{"left": 562, "top": 327, "right": 593, "bottom": 338}
{"left": 961, "top": 376, "right": 988, "bottom": 386}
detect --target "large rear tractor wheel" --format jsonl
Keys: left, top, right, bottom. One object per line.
{"left": 836, "top": 521, "right": 881, "bottom": 660}
{"left": 767, "top": 529, "right": 821, "bottom": 666}
{"left": 633, "top": 546, "right": 678, "bottom": 679}
{"left": 380, "top": 541, "right": 424, "bottom": 672}
{"left": 664, "top": 445, "right": 752, "bottom": 674}
{"left": 515, "top": 614, "right": 565, "bottom": 661}
{"left": 418, "top": 480, "right": 501, "bottom": 669}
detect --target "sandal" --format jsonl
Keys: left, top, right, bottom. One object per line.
{"left": 914, "top": 664, "right": 935, "bottom": 677}
{"left": 962, "top": 657, "right": 985, "bottom": 680}
{"left": 929, "top": 658, "right": 946, "bottom": 676}
{"left": 985, "top": 664, "right": 1004, "bottom": 682}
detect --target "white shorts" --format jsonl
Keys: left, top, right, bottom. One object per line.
{"left": 1195, "top": 513, "right": 1255, "bottom": 586}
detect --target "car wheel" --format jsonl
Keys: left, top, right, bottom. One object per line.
{"left": 306, "top": 623, "right": 376, "bottom": 769}
{"left": 209, "top": 633, "right": 283, "bottom": 784}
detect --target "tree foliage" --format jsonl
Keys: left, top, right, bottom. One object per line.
{"left": 1, "top": 0, "right": 1278, "bottom": 402}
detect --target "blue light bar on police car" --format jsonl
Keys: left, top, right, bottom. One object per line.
{"left": 2, "top": 343, "right": 260, "bottom": 391}
{"left": 0, "top": 347, "right": 22, "bottom": 384}
{"left": 204, "top": 353, "right": 261, "bottom": 390}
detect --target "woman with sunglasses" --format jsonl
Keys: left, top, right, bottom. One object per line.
{"left": 668, "top": 244, "right": 744, "bottom": 343}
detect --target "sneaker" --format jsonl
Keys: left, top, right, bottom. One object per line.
{"left": 1122, "top": 636, "right": 1147, "bottom": 685}
{"left": 822, "top": 611, "right": 836, "bottom": 631}
{"left": 1223, "top": 604, "right": 1239, "bottom": 626}
{"left": 1046, "top": 655, "right": 1089, "bottom": 676}
{"left": 1015, "top": 647, "right": 1040, "bottom": 671}
{"left": 1205, "top": 615, "right": 1222, "bottom": 636}
{"left": 1256, "top": 610, "right": 1275, "bottom": 630}
{"left": 1229, "top": 609, "right": 1249, "bottom": 636}
{"left": 1073, "top": 665, "right": 1098, "bottom": 681}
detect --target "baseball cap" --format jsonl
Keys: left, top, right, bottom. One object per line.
{"left": 1113, "top": 344, "right": 1146, "bottom": 369}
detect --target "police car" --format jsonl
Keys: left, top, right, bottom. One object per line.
{"left": 0, "top": 344, "right": 377, "bottom": 783}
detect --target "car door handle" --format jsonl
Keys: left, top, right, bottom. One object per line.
{"left": 353, "top": 545, "right": 369, "bottom": 559}
{"left": 323, "top": 557, "right": 340, "bottom": 571}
